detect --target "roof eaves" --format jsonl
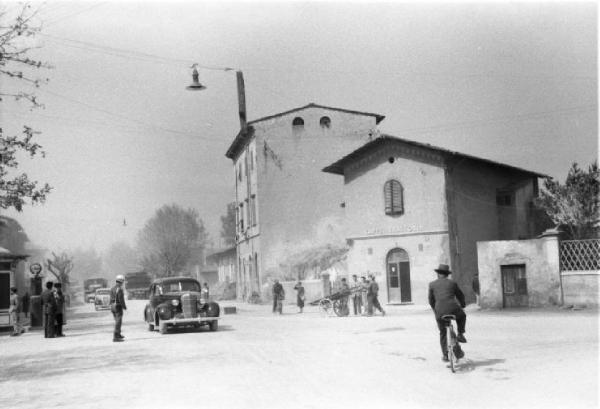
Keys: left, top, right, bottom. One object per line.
{"left": 323, "top": 134, "right": 549, "bottom": 179}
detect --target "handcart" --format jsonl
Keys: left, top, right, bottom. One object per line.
{"left": 309, "top": 286, "right": 361, "bottom": 317}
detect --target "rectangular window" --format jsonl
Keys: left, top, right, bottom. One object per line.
{"left": 239, "top": 203, "right": 244, "bottom": 232}
{"left": 496, "top": 191, "right": 513, "bottom": 206}
{"left": 251, "top": 194, "right": 257, "bottom": 226}
{"left": 245, "top": 198, "right": 250, "bottom": 229}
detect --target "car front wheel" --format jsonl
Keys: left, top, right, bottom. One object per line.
{"left": 159, "top": 321, "right": 168, "bottom": 334}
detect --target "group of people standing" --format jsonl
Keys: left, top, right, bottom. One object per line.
{"left": 345, "top": 274, "right": 386, "bottom": 316}
{"left": 41, "top": 281, "right": 67, "bottom": 338}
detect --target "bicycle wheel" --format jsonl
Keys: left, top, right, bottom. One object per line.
{"left": 447, "top": 325, "right": 456, "bottom": 373}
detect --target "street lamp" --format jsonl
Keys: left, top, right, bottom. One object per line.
{"left": 186, "top": 63, "right": 247, "bottom": 132}
{"left": 186, "top": 66, "right": 206, "bottom": 91}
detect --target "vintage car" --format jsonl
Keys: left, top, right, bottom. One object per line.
{"left": 94, "top": 288, "right": 111, "bottom": 311}
{"left": 144, "top": 277, "right": 220, "bottom": 334}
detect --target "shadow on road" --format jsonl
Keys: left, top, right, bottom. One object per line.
{"left": 69, "top": 310, "right": 111, "bottom": 320}
{"left": 160, "top": 325, "right": 235, "bottom": 334}
{"left": 455, "top": 358, "right": 508, "bottom": 377}
{"left": 375, "top": 326, "right": 405, "bottom": 333}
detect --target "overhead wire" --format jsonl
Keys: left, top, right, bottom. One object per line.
{"left": 38, "top": 33, "right": 594, "bottom": 82}
{"left": 42, "top": 2, "right": 108, "bottom": 27}
{"left": 34, "top": 88, "right": 228, "bottom": 142}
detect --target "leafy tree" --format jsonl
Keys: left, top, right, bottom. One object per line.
{"left": 137, "top": 204, "right": 208, "bottom": 277}
{"left": 46, "top": 251, "right": 74, "bottom": 286}
{"left": 220, "top": 202, "right": 236, "bottom": 247}
{"left": 535, "top": 162, "right": 599, "bottom": 239}
{"left": 102, "top": 241, "right": 140, "bottom": 275}
{"left": 0, "top": 3, "right": 52, "bottom": 211}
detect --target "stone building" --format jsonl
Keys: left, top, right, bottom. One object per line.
{"left": 323, "top": 135, "right": 547, "bottom": 305}
{"left": 225, "top": 103, "right": 384, "bottom": 300}
{"left": 206, "top": 247, "right": 237, "bottom": 284}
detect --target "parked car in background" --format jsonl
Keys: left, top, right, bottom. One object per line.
{"left": 84, "top": 278, "right": 108, "bottom": 303}
{"left": 124, "top": 271, "right": 152, "bottom": 300}
{"left": 144, "top": 277, "right": 220, "bottom": 334}
{"left": 94, "top": 288, "right": 111, "bottom": 311}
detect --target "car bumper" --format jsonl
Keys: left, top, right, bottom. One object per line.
{"left": 162, "top": 316, "right": 218, "bottom": 326}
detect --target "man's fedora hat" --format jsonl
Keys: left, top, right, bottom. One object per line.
{"left": 434, "top": 264, "right": 452, "bottom": 275}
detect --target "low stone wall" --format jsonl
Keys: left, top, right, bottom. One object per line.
{"left": 562, "top": 271, "right": 600, "bottom": 307}
{"left": 281, "top": 279, "right": 323, "bottom": 305}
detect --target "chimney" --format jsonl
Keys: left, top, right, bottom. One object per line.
{"left": 236, "top": 71, "right": 247, "bottom": 132}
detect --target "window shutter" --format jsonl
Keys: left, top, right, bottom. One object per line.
{"left": 392, "top": 181, "right": 403, "bottom": 214}
{"left": 384, "top": 181, "right": 393, "bottom": 214}
{"left": 384, "top": 180, "right": 404, "bottom": 216}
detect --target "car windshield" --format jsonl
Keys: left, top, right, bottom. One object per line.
{"left": 96, "top": 290, "right": 110, "bottom": 295}
{"left": 161, "top": 281, "right": 200, "bottom": 293}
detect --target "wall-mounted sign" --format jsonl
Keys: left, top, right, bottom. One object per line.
{"left": 29, "top": 262, "right": 42, "bottom": 276}
{"left": 366, "top": 225, "right": 424, "bottom": 236}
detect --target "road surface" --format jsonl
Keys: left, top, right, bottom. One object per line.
{"left": 0, "top": 300, "right": 597, "bottom": 409}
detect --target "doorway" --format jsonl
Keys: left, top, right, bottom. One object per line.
{"left": 386, "top": 248, "right": 411, "bottom": 303}
{"left": 501, "top": 264, "right": 528, "bottom": 307}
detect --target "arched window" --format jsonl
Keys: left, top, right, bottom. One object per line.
{"left": 320, "top": 116, "right": 331, "bottom": 128}
{"left": 292, "top": 117, "right": 304, "bottom": 128}
{"left": 384, "top": 179, "right": 404, "bottom": 216}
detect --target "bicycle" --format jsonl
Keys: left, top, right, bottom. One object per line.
{"left": 442, "top": 314, "right": 463, "bottom": 373}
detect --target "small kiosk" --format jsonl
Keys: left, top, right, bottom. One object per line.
{"left": 0, "top": 247, "right": 29, "bottom": 329}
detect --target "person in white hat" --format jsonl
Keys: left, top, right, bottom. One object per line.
{"left": 110, "top": 275, "right": 127, "bottom": 342}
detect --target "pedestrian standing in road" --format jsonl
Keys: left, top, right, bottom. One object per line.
{"left": 201, "top": 282, "right": 210, "bottom": 303}
{"left": 350, "top": 274, "right": 362, "bottom": 315}
{"left": 360, "top": 276, "right": 369, "bottom": 315}
{"left": 21, "top": 291, "right": 30, "bottom": 318}
{"left": 9, "top": 287, "right": 23, "bottom": 336}
{"left": 366, "top": 274, "right": 385, "bottom": 316}
{"left": 428, "top": 264, "right": 467, "bottom": 362}
{"left": 41, "top": 281, "right": 57, "bottom": 338}
{"left": 338, "top": 277, "right": 351, "bottom": 316}
{"left": 294, "top": 281, "right": 305, "bottom": 313}
{"left": 110, "top": 275, "right": 127, "bottom": 342}
{"left": 54, "top": 282, "right": 66, "bottom": 337}
{"left": 272, "top": 279, "right": 285, "bottom": 314}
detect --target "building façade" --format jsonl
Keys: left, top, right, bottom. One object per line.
{"left": 323, "top": 135, "right": 548, "bottom": 305}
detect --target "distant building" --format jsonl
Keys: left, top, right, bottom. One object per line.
{"left": 323, "top": 135, "right": 547, "bottom": 305}
{"left": 206, "top": 247, "right": 237, "bottom": 284}
{"left": 226, "top": 103, "right": 384, "bottom": 300}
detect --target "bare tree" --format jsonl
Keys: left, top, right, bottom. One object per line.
{"left": 46, "top": 251, "right": 74, "bottom": 286}
{"left": 137, "top": 204, "right": 208, "bottom": 277}
{"left": 0, "top": 3, "right": 52, "bottom": 211}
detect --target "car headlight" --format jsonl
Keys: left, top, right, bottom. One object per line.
{"left": 171, "top": 299, "right": 180, "bottom": 307}
{"left": 158, "top": 306, "right": 171, "bottom": 320}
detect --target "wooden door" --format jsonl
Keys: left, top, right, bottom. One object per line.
{"left": 501, "top": 264, "right": 528, "bottom": 307}
{"left": 387, "top": 263, "right": 401, "bottom": 303}
{"left": 387, "top": 249, "right": 411, "bottom": 303}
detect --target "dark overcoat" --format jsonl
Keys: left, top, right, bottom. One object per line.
{"left": 428, "top": 277, "right": 465, "bottom": 318}
{"left": 110, "top": 285, "right": 127, "bottom": 310}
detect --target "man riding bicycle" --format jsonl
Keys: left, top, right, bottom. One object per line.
{"left": 428, "top": 264, "right": 467, "bottom": 362}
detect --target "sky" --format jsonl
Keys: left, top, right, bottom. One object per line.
{"left": 1, "top": 1, "right": 597, "bottom": 255}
